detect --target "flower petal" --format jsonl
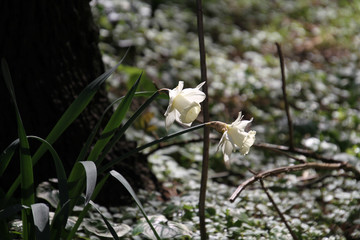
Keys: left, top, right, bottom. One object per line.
{"left": 232, "top": 112, "right": 243, "bottom": 125}
{"left": 240, "top": 130, "right": 256, "bottom": 155}
{"left": 168, "top": 89, "right": 178, "bottom": 100}
{"left": 165, "top": 111, "right": 176, "bottom": 131}
{"left": 180, "top": 89, "right": 206, "bottom": 103}
{"left": 223, "top": 137, "right": 233, "bottom": 168}
{"left": 227, "top": 127, "right": 246, "bottom": 148}
{"left": 173, "top": 110, "right": 190, "bottom": 126}
{"left": 195, "top": 81, "right": 205, "bottom": 89}
{"left": 164, "top": 101, "right": 173, "bottom": 117}
{"left": 232, "top": 119, "right": 252, "bottom": 130}
{"left": 176, "top": 81, "right": 184, "bottom": 93}
{"left": 217, "top": 131, "right": 228, "bottom": 152}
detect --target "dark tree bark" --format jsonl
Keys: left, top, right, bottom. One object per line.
{"left": 0, "top": 0, "right": 158, "bottom": 205}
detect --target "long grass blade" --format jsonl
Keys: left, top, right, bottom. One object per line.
{"left": 32, "top": 49, "right": 130, "bottom": 165}
{"left": 76, "top": 91, "right": 160, "bottom": 165}
{"left": 75, "top": 96, "right": 125, "bottom": 164}
{"left": 66, "top": 174, "right": 109, "bottom": 240}
{"left": 0, "top": 204, "right": 29, "bottom": 239}
{"left": 49, "top": 199, "right": 70, "bottom": 239}
{"left": 79, "top": 161, "right": 97, "bottom": 205}
{"left": 97, "top": 90, "right": 160, "bottom": 168}
{"left": 89, "top": 200, "right": 120, "bottom": 240}
{"left": 0, "top": 139, "right": 19, "bottom": 177}
{"left": 66, "top": 73, "right": 141, "bottom": 216}
{"left": 4, "top": 50, "right": 129, "bottom": 203}
{"left": 87, "top": 72, "right": 142, "bottom": 164}
{"left": 110, "top": 170, "right": 161, "bottom": 240}
{"left": 2, "top": 59, "right": 35, "bottom": 239}
{"left": 99, "top": 123, "right": 206, "bottom": 173}
{"left": 27, "top": 136, "right": 68, "bottom": 207}
{"left": 31, "top": 203, "right": 50, "bottom": 240}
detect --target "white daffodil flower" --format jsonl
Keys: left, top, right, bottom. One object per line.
{"left": 217, "top": 112, "right": 256, "bottom": 167}
{"left": 164, "top": 81, "right": 206, "bottom": 130}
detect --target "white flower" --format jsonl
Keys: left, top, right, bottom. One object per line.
{"left": 164, "top": 81, "right": 206, "bottom": 130}
{"left": 217, "top": 112, "right": 256, "bottom": 167}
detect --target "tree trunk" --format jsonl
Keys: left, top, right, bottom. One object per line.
{"left": 0, "top": 0, "right": 158, "bottom": 205}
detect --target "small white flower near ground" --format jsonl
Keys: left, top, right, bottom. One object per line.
{"left": 217, "top": 112, "right": 256, "bottom": 167}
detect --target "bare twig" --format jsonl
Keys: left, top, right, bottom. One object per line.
{"left": 261, "top": 145, "right": 306, "bottom": 163}
{"left": 298, "top": 173, "right": 354, "bottom": 188}
{"left": 255, "top": 142, "right": 343, "bottom": 164}
{"left": 229, "top": 162, "right": 359, "bottom": 202}
{"left": 276, "top": 43, "right": 294, "bottom": 150}
{"left": 196, "top": 0, "right": 210, "bottom": 239}
{"left": 260, "top": 179, "right": 299, "bottom": 240}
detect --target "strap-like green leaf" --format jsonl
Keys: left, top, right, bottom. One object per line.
{"left": 32, "top": 50, "right": 129, "bottom": 165}
{"left": 79, "top": 161, "right": 97, "bottom": 205}
{"left": 49, "top": 199, "right": 71, "bottom": 239}
{"left": 0, "top": 204, "right": 30, "bottom": 240}
{"left": 28, "top": 136, "right": 68, "bottom": 207}
{"left": 0, "top": 139, "right": 19, "bottom": 177}
{"left": 31, "top": 203, "right": 50, "bottom": 240}
{"left": 99, "top": 123, "right": 206, "bottom": 173}
{"left": 2, "top": 59, "right": 35, "bottom": 239}
{"left": 75, "top": 96, "right": 125, "bottom": 164}
{"left": 76, "top": 91, "right": 160, "bottom": 165}
{"left": 4, "top": 50, "right": 129, "bottom": 203}
{"left": 110, "top": 170, "right": 161, "bottom": 240}
{"left": 89, "top": 200, "right": 120, "bottom": 240}
{"left": 97, "top": 90, "right": 160, "bottom": 169}
{"left": 66, "top": 174, "right": 109, "bottom": 240}
{"left": 87, "top": 72, "right": 142, "bottom": 165}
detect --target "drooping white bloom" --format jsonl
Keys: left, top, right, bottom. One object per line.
{"left": 217, "top": 112, "right": 256, "bottom": 167}
{"left": 164, "top": 81, "right": 206, "bottom": 130}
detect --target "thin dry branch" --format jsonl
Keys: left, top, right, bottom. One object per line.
{"left": 146, "top": 139, "right": 355, "bottom": 167}
{"left": 298, "top": 173, "right": 355, "bottom": 188}
{"left": 229, "top": 162, "right": 359, "bottom": 202}
{"left": 255, "top": 142, "right": 343, "bottom": 164}
{"left": 260, "top": 179, "right": 299, "bottom": 240}
{"left": 261, "top": 145, "right": 306, "bottom": 163}
{"left": 276, "top": 43, "right": 294, "bottom": 150}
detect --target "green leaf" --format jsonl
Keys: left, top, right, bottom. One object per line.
{"left": 68, "top": 161, "right": 97, "bottom": 205}
{"left": 79, "top": 161, "right": 97, "bottom": 205}
{"left": 0, "top": 204, "right": 29, "bottom": 240}
{"left": 49, "top": 199, "right": 71, "bottom": 239}
{"left": 27, "top": 136, "right": 68, "bottom": 208}
{"left": 3, "top": 50, "right": 129, "bottom": 204}
{"left": 32, "top": 50, "right": 130, "bottom": 165}
{"left": 0, "top": 139, "right": 19, "bottom": 177}
{"left": 99, "top": 123, "right": 206, "bottom": 172}
{"left": 118, "top": 65, "right": 157, "bottom": 92}
{"left": 87, "top": 72, "right": 142, "bottom": 165}
{"left": 88, "top": 200, "right": 129, "bottom": 240}
{"left": 66, "top": 174, "right": 109, "bottom": 240}
{"left": 97, "top": 90, "right": 160, "bottom": 170}
{"left": 76, "top": 91, "right": 162, "bottom": 166}
{"left": 110, "top": 170, "right": 161, "bottom": 240}
{"left": 2, "top": 59, "right": 35, "bottom": 239}
{"left": 31, "top": 203, "right": 50, "bottom": 240}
